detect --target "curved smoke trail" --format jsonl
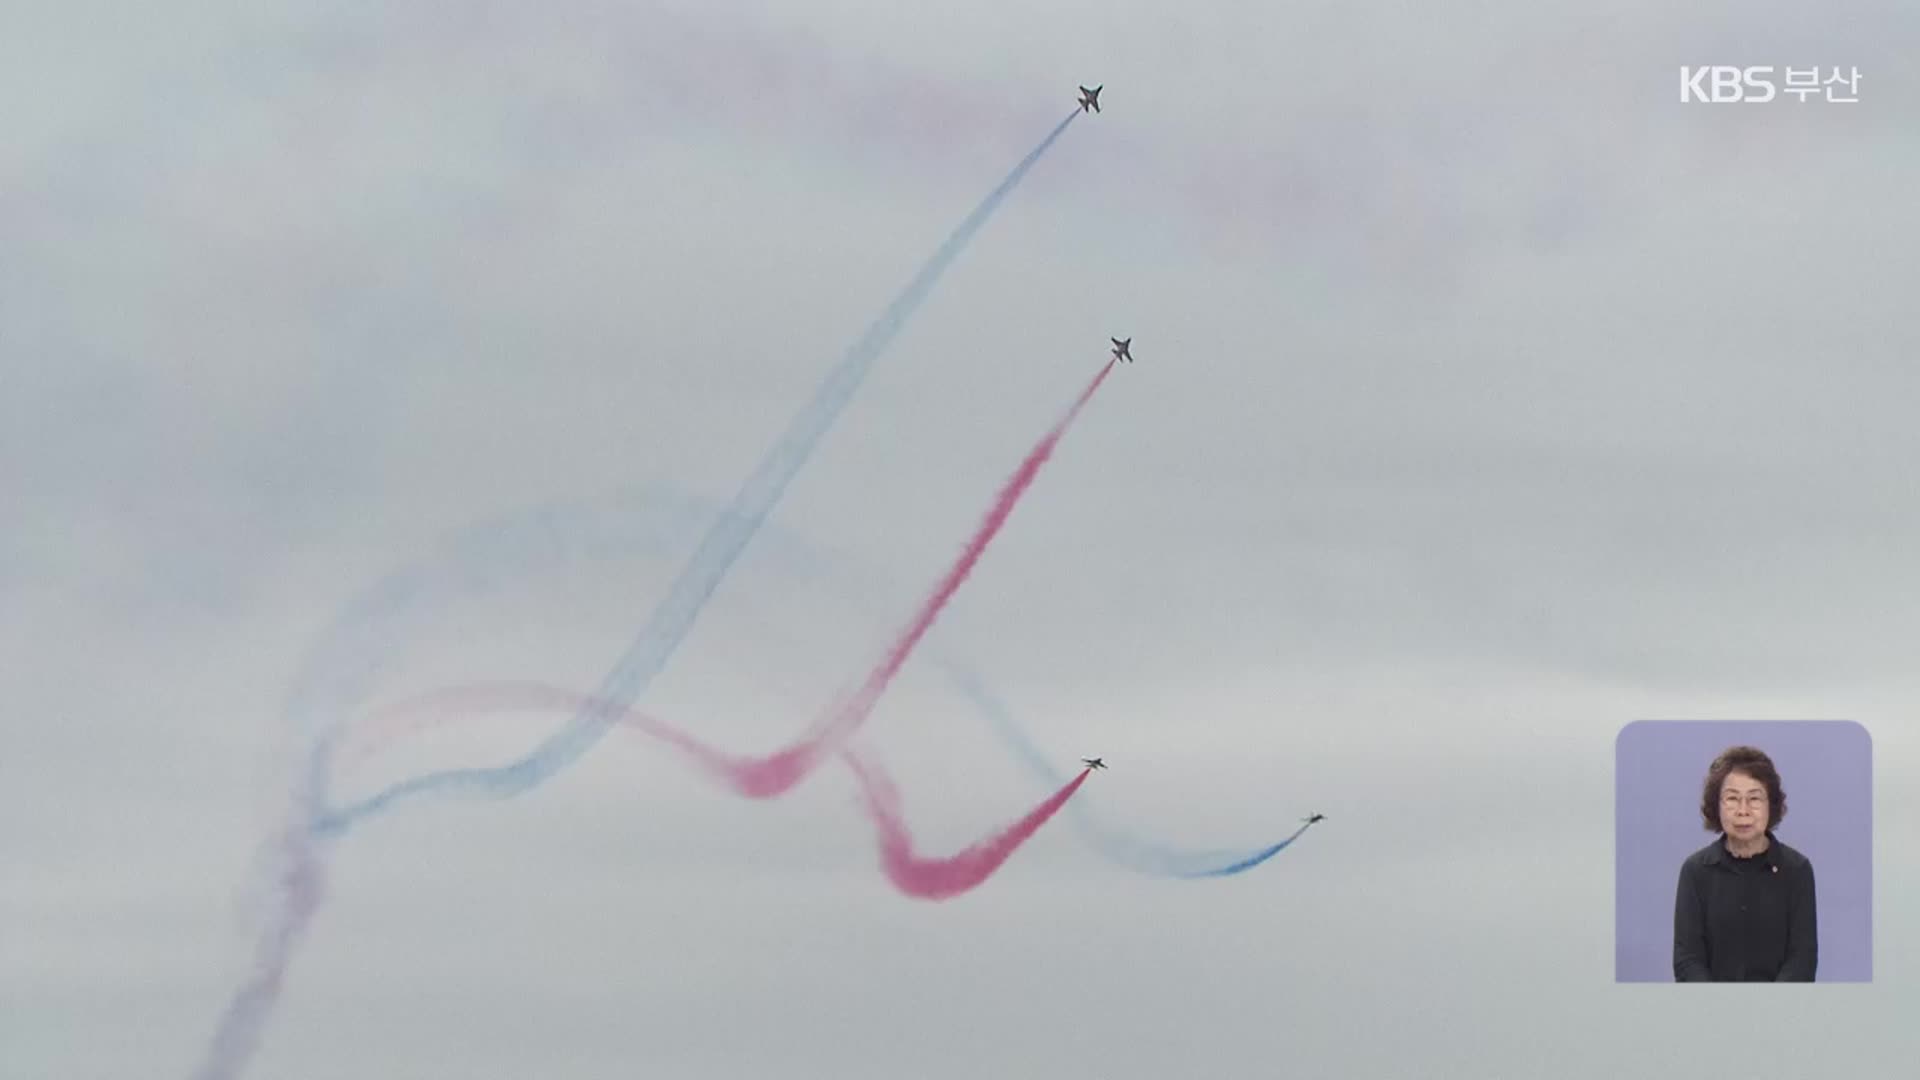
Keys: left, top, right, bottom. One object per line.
{"left": 847, "top": 746, "right": 1092, "bottom": 900}
{"left": 285, "top": 473, "right": 1306, "bottom": 884}
{"left": 945, "top": 670, "right": 1311, "bottom": 877}
{"left": 314, "top": 108, "right": 1081, "bottom": 832}
{"left": 193, "top": 111, "right": 1083, "bottom": 1080}
{"left": 339, "top": 684, "right": 1093, "bottom": 901}
{"left": 342, "top": 358, "right": 1112, "bottom": 801}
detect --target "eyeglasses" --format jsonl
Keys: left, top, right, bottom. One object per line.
{"left": 1721, "top": 792, "right": 1769, "bottom": 808}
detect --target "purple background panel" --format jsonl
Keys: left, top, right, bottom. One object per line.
{"left": 1614, "top": 720, "right": 1871, "bottom": 982}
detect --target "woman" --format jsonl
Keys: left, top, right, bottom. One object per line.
{"left": 1673, "top": 745, "right": 1818, "bottom": 981}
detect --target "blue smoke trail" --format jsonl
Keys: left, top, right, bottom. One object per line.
{"left": 296, "top": 484, "right": 1306, "bottom": 876}
{"left": 943, "top": 669, "right": 1311, "bottom": 877}
{"left": 313, "top": 111, "right": 1081, "bottom": 833}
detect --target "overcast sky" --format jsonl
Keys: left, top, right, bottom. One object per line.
{"left": 6, "top": 2, "right": 1920, "bottom": 1077}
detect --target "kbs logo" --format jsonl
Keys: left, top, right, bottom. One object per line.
{"left": 1680, "top": 66, "right": 1776, "bottom": 102}
{"left": 1680, "top": 66, "right": 1862, "bottom": 103}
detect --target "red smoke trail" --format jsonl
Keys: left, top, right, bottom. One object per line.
{"left": 338, "top": 679, "right": 799, "bottom": 793}
{"left": 844, "top": 745, "right": 1090, "bottom": 900}
{"left": 796, "top": 359, "right": 1114, "bottom": 767}
{"left": 341, "top": 683, "right": 1090, "bottom": 900}
{"left": 334, "top": 359, "right": 1115, "bottom": 799}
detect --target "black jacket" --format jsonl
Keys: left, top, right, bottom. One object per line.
{"left": 1673, "top": 833, "right": 1817, "bottom": 982}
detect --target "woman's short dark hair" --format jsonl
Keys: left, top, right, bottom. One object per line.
{"left": 1700, "top": 745, "right": 1786, "bottom": 832}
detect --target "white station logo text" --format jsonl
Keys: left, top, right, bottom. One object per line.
{"left": 1679, "top": 66, "right": 1860, "bottom": 103}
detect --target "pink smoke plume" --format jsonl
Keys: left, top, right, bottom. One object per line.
{"left": 190, "top": 825, "right": 326, "bottom": 1080}
{"left": 341, "top": 681, "right": 1092, "bottom": 900}
{"left": 844, "top": 744, "right": 1091, "bottom": 900}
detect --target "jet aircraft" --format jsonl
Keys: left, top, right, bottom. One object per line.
{"left": 1078, "top": 84, "right": 1102, "bottom": 113}
{"left": 1110, "top": 337, "right": 1132, "bottom": 363}
{"left": 1081, "top": 757, "right": 1107, "bottom": 770}
{"left": 1302, "top": 812, "right": 1326, "bottom": 824}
